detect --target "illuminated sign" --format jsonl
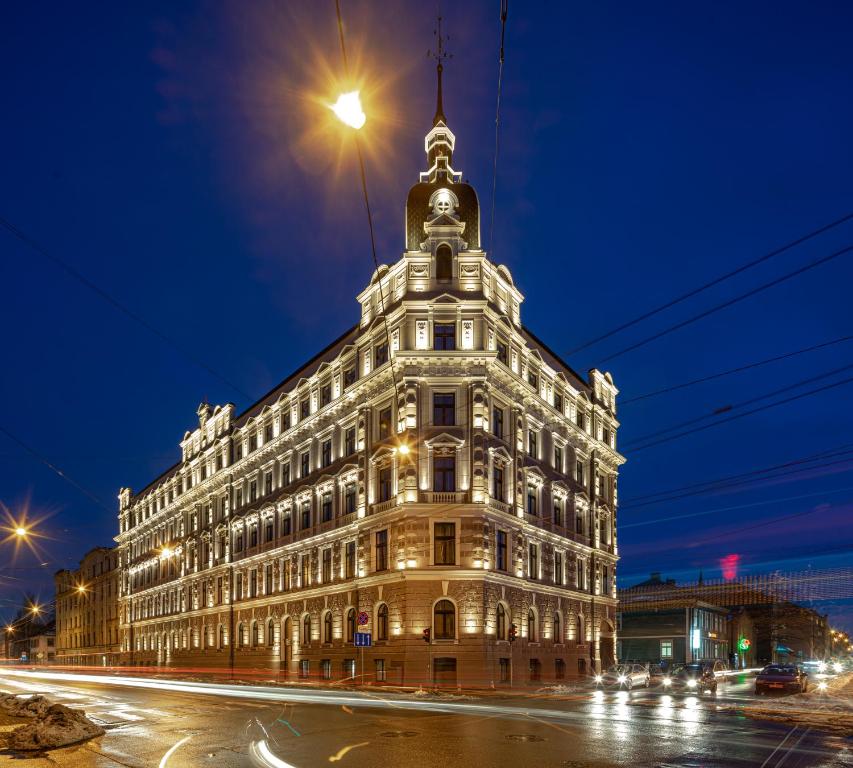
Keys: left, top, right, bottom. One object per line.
{"left": 691, "top": 628, "right": 701, "bottom": 650}
{"left": 738, "top": 636, "right": 751, "bottom": 652}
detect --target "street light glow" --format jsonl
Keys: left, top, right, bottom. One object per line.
{"left": 330, "top": 91, "right": 366, "bottom": 129}
{"left": 161, "top": 547, "right": 173, "bottom": 558}
{"left": 15, "top": 526, "right": 27, "bottom": 537}
{"left": 397, "top": 443, "right": 410, "bottom": 455}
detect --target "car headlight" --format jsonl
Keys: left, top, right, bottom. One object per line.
{"left": 818, "top": 681, "right": 828, "bottom": 691}
{"left": 594, "top": 675, "right": 603, "bottom": 683}
{"left": 833, "top": 663, "right": 842, "bottom": 674}
{"left": 686, "top": 679, "right": 697, "bottom": 688}
{"left": 817, "top": 662, "right": 827, "bottom": 673}
{"left": 662, "top": 677, "right": 672, "bottom": 686}
{"left": 617, "top": 675, "right": 627, "bottom": 684}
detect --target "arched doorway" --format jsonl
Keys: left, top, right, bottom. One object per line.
{"left": 599, "top": 619, "right": 616, "bottom": 669}
{"left": 281, "top": 617, "right": 292, "bottom": 677}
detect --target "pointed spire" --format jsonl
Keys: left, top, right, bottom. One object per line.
{"left": 434, "top": 61, "right": 445, "bottom": 126}
{"left": 429, "top": 14, "right": 450, "bottom": 126}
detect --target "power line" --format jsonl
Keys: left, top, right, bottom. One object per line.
{"left": 488, "top": 0, "right": 509, "bottom": 256}
{"left": 597, "top": 243, "right": 853, "bottom": 365}
{"left": 566, "top": 210, "right": 853, "bottom": 357}
{"left": 620, "top": 334, "right": 853, "bottom": 406}
{"left": 622, "top": 361, "right": 853, "bottom": 448}
{"left": 0, "top": 215, "right": 254, "bottom": 403}
{"left": 626, "top": 374, "right": 853, "bottom": 453}
{"left": 0, "top": 425, "right": 113, "bottom": 514}
{"left": 620, "top": 442, "right": 853, "bottom": 506}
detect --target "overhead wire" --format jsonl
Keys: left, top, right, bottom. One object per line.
{"left": 488, "top": 0, "right": 509, "bottom": 257}
{"left": 620, "top": 334, "right": 853, "bottom": 406}
{"left": 0, "top": 215, "right": 254, "bottom": 403}
{"left": 565, "top": 210, "right": 853, "bottom": 357}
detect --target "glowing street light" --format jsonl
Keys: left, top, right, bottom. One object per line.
{"left": 76, "top": 584, "right": 87, "bottom": 594}
{"left": 330, "top": 91, "right": 366, "bottom": 129}
{"left": 161, "top": 546, "right": 173, "bottom": 559}
{"left": 15, "top": 527, "right": 27, "bottom": 538}
{"left": 29, "top": 604, "right": 41, "bottom": 616}
{"left": 397, "top": 443, "right": 410, "bottom": 456}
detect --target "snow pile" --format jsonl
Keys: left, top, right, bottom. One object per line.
{"left": 0, "top": 694, "right": 51, "bottom": 719}
{"left": 535, "top": 684, "right": 584, "bottom": 695}
{"left": 741, "top": 673, "right": 853, "bottom": 735}
{"left": 7, "top": 703, "right": 105, "bottom": 751}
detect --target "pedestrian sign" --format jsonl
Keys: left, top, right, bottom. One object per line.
{"left": 354, "top": 632, "right": 371, "bottom": 647}
{"left": 357, "top": 611, "right": 369, "bottom": 626}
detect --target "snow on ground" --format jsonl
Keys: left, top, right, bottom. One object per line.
{"left": 737, "top": 673, "right": 853, "bottom": 735}
{"left": 0, "top": 694, "right": 51, "bottom": 719}
{"left": 0, "top": 694, "right": 104, "bottom": 752}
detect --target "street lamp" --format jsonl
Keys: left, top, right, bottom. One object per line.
{"left": 15, "top": 527, "right": 27, "bottom": 538}
{"left": 330, "top": 91, "right": 366, "bottom": 129}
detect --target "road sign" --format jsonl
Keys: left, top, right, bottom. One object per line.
{"left": 357, "top": 611, "right": 369, "bottom": 626}
{"left": 354, "top": 632, "right": 372, "bottom": 647}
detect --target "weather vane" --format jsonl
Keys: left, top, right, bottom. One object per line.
{"left": 428, "top": 13, "right": 452, "bottom": 65}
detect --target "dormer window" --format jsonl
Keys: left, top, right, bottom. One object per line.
{"left": 436, "top": 244, "right": 452, "bottom": 281}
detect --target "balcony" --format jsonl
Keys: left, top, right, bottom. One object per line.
{"left": 421, "top": 491, "right": 468, "bottom": 505}
{"left": 486, "top": 497, "right": 512, "bottom": 516}
{"left": 371, "top": 498, "right": 398, "bottom": 515}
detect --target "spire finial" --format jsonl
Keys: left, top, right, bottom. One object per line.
{"left": 428, "top": 13, "right": 451, "bottom": 126}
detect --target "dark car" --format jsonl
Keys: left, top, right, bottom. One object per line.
{"left": 755, "top": 664, "right": 808, "bottom": 695}
{"left": 662, "top": 660, "right": 726, "bottom": 695}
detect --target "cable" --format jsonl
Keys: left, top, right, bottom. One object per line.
{"left": 622, "top": 361, "right": 853, "bottom": 448}
{"left": 597, "top": 243, "right": 853, "bottom": 365}
{"left": 0, "top": 425, "right": 114, "bottom": 514}
{"left": 620, "top": 334, "right": 853, "bottom": 406}
{"left": 566, "top": 210, "right": 853, "bottom": 357}
{"left": 626, "top": 374, "right": 853, "bottom": 453}
{"left": 0, "top": 216, "right": 254, "bottom": 403}
{"left": 488, "top": 0, "right": 508, "bottom": 256}
{"left": 620, "top": 442, "right": 853, "bottom": 506}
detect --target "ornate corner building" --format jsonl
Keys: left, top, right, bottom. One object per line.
{"left": 115, "top": 68, "right": 625, "bottom": 688}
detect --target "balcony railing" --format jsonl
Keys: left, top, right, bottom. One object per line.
{"left": 371, "top": 498, "right": 398, "bottom": 515}
{"left": 422, "top": 491, "right": 468, "bottom": 505}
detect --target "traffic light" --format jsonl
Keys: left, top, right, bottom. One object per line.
{"left": 422, "top": 628, "right": 431, "bottom": 643}
{"left": 508, "top": 623, "right": 517, "bottom": 642}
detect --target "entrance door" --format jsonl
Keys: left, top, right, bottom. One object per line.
{"left": 281, "top": 617, "right": 292, "bottom": 676}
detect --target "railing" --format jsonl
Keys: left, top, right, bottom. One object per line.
{"left": 337, "top": 513, "right": 356, "bottom": 527}
{"left": 371, "top": 498, "right": 398, "bottom": 515}
{"left": 487, "top": 497, "right": 512, "bottom": 515}
{"left": 422, "top": 491, "right": 468, "bottom": 505}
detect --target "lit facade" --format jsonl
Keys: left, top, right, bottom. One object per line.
{"left": 115, "top": 72, "right": 624, "bottom": 687}
{"left": 55, "top": 546, "right": 120, "bottom": 665}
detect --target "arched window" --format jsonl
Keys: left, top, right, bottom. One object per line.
{"left": 237, "top": 623, "right": 244, "bottom": 649}
{"left": 323, "top": 611, "right": 333, "bottom": 644}
{"left": 554, "top": 612, "right": 562, "bottom": 644}
{"left": 434, "top": 599, "right": 456, "bottom": 640}
{"left": 346, "top": 608, "right": 356, "bottom": 643}
{"left": 527, "top": 608, "right": 537, "bottom": 642}
{"left": 496, "top": 603, "right": 507, "bottom": 641}
{"left": 436, "top": 244, "right": 452, "bottom": 281}
{"left": 377, "top": 604, "right": 388, "bottom": 641}
{"left": 252, "top": 621, "right": 259, "bottom": 647}
{"left": 302, "top": 614, "right": 311, "bottom": 645}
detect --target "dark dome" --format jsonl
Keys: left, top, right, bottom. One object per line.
{"left": 405, "top": 180, "right": 480, "bottom": 251}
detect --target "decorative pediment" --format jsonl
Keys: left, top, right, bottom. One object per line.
{"left": 488, "top": 445, "right": 513, "bottom": 464}
{"left": 552, "top": 479, "right": 570, "bottom": 495}
{"left": 370, "top": 445, "right": 397, "bottom": 464}
{"left": 424, "top": 432, "right": 465, "bottom": 449}
{"left": 433, "top": 293, "right": 460, "bottom": 304}
{"left": 522, "top": 465, "right": 546, "bottom": 483}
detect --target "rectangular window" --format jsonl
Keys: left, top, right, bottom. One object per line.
{"left": 345, "top": 426, "right": 357, "bottom": 455}
{"left": 499, "top": 657, "right": 510, "bottom": 683}
{"left": 280, "top": 410, "right": 291, "bottom": 432}
{"left": 321, "top": 659, "right": 332, "bottom": 680}
{"left": 321, "top": 492, "right": 333, "bottom": 522}
{"left": 493, "top": 466, "right": 504, "bottom": 501}
{"left": 554, "top": 445, "right": 563, "bottom": 473}
{"left": 660, "top": 640, "right": 673, "bottom": 659}
{"left": 529, "top": 658, "right": 541, "bottom": 682}
{"left": 249, "top": 569, "right": 257, "bottom": 597}
{"left": 433, "top": 456, "right": 456, "bottom": 493}
{"left": 301, "top": 451, "right": 310, "bottom": 478}
{"left": 344, "top": 366, "right": 356, "bottom": 390}
{"left": 265, "top": 518, "right": 274, "bottom": 542}
{"left": 321, "top": 439, "right": 332, "bottom": 467}
{"left": 236, "top": 573, "right": 244, "bottom": 600}
{"left": 375, "top": 342, "right": 389, "bottom": 366}
{"left": 322, "top": 548, "right": 332, "bottom": 582}
{"left": 217, "top": 577, "right": 223, "bottom": 604}
{"left": 300, "top": 398, "right": 310, "bottom": 421}
{"left": 375, "top": 530, "right": 388, "bottom": 571}
{"left": 496, "top": 530, "right": 507, "bottom": 571}
{"left": 299, "top": 660, "right": 309, "bottom": 678}
{"left": 434, "top": 522, "right": 456, "bottom": 565}
{"left": 345, "top": 541, "right": 356, "bottom": 578}
{"left": 378, "top": 467, "right": 393, "bottom": 502}
{"left": 249, "top": 480, "right": 257, "bottom": 502}
{"left": 577, "top": 559, "right": 586, "bottom": 590}
{"left": 249, "top": 433, "right": 258, "bottom": 452}
{"left": 526, "top": 485, "right": 538, "bottom": 516}
{"left": 528, "top": 430, "right": 538, "bottom": 458}
{"left": 529, "top": 543, "right": 539, "bottom": 579}
{"left": 301, "top": 554, "right": 310, "bottom": 587}
{"left": 554, "top": 392, "right": 563, "bottom": 414}
{"left": 496, "top": 340, "right": 508, "bottom": 366}
{"left": 492, "top": 406, "right": 504, "bottom": 439}
{"left": 553, "top": 499, "right": 563, "bottom": 527}
{"left": 577, "top": 410, "right": 586, "bottom": 431}
{"left": 345, "top": 483, "right": 357, "bottom": 515}
{"left": 281, "top": 463, "right": 291, "bottom": 487}
{"left": 301, "top": 501, "right": 311, "bottom": 530}
{"left": 264, "top": 423, "right": 273, "bottom": 443}
{"left": 378, "top": 406, "right": 393, "bottom": 439}
{"left": 576, "top": 460, "right": 585, "bottom": 487}
{"left": 265, "top": 564, "right": 273, "bottom": 593}
{"left": 433, "top": 392, "right": 455, "bottom": 426}
{"left": 235, "top": 531, "right": 243, "bottom": 552}
{"left": 321, "top": 383, "right": 332, "bottom": 407}
{"left": 555, "top": 551, "right": 563, "bottom": 585}
{"left": 264, "top": 472, "right": 273, "bottom": 496}
{"left": 375, "top": 658, "right": 386, "bottom": 683}
{"left": 282, "top": 515, "right": 292, "bottom": 536}
{"left": 556, "top": 658, "right": 566, "bottom": 680}
{"left": 433, "top": 323, "right": 456, "bottom": 350}
{"left": 527, "top": 370, "right": 538, "bottom": 389}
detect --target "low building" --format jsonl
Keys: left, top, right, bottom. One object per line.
{"left": 9, "top": 622, "right": 56, "bottom": 664}
{"left": 54, "top": 546, "right": 120, "bottom": 666}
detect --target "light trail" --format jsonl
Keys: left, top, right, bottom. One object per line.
{"left": 158, "top": 735, "right": 192, "bottom": 768}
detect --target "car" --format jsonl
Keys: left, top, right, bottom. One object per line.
{"left": 662, "top": 660, "right": 727, "bottom": 695}
{"left": 595, "top": 663, "right": 651, "bottom": 689}
{"left": 755, "top": 664, "right": 809, "bottom": 695}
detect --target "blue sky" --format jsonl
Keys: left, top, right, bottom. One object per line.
{"left": 2, "top": 1, "right": 852, "bottom": 628}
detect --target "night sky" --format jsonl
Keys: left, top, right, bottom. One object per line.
{"left": 2, "top": 2, "right": 852, "bottom": 629}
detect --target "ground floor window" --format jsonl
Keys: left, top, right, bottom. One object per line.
{"left": 660, "top": 639, "right": 673, "bottom": 659}
{"left": 578, "top": 658, "right": 586, "bottom": 676}
{"left": 499, "top": 657, "right": 510, "bottom": 683}
{"left": 299, "top": 660, "right": 310, "bottom": 679}
{"left": 375, "top": 658, "right": 386, "bottom": 682}
{"left": 555, "top": 658, "right": 566, "bottom": 680}
{"left": 529, "top": 658, "right": 541, "bottom": 682}
{"left": 321, "top": 659, "right": 331, "bottom": 680}
{"left": 343, "top": 658, "right": 356, "bottom": 680}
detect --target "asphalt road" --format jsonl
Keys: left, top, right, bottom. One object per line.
{"left": 0, "top": 670, "right": 850, "bottom": 767}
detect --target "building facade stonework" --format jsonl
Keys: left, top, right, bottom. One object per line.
{"left": 115, "top": 73, "right": 625, "bottom": 687}
{"left": 55, "top": 546, "right": 120, "bottom": 665}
